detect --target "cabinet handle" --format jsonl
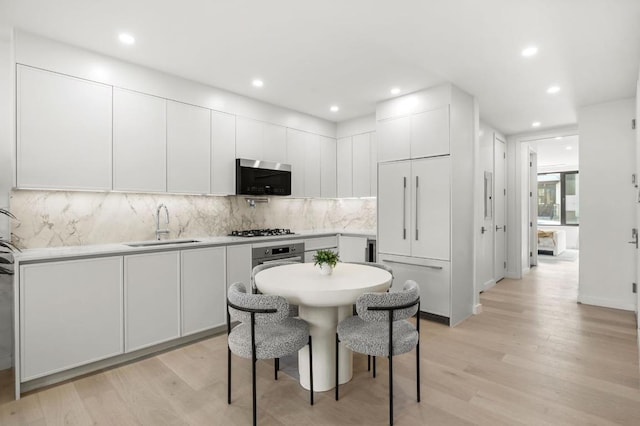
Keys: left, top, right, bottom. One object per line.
{"left": 415, "top": 176, "right": 419, "bottom": 240}
{"left": 383, "top": 259, "right": 443, "bottom": 270}
{"left": 496, "top": 225, "right": 503, "bottom": 231}
{"left": 403, "top": 177, "right": 407, "bottom": 240}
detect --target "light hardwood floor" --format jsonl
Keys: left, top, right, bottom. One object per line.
{"left": 1, "top": 255, "right": 638, "bottom": 425}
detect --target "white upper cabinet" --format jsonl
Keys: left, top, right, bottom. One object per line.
{"left": 320, "top": 136, "right": 337, "bottom": 198}
{"left": 352, "top": 133, "right": 371, "bottom": 197}
{"left": 167, "top": 101, "right": 211, "bottom": 194}
{"left": 410, "top": 106, "right": 450, "bottom": 158}
{"left": 211, "top": 111, "right": 236, "bottom": 195}
{"left": 236, "top": 117, "right": 263, "bottom": 160}
{"left": 304, "top": 133, "right": 321, "bottom": 198}
{"left": 236, "top": 117, "right": 287, "bottom": 164}
{"left": 263, "top": 123, "right": 287, "bottom": 164}
{"left": 336, "top": 137, "right": 353, "bottom": 197}
{"left": 113, "top": 89, "right": 167, "bottom": 192}
{"left": 17, "top": 66, "right": 112, "bottom": 190}
{"left": 370, "top": 132, "right": 378, "bottom": 196}
{"left": 286, "top": 128, "right": 307, "bottom": 197}
{"left": 377, "top": 116, "right": 410, "bottom": 162}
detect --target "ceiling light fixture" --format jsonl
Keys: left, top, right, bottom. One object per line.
{"left": 565, "top": 146, "right": 573, "bottom": 150}
{"left": 532, "top": 121, "right": 541, "bottom": 127}
{"left": 555, "top": 136, "right": 563, "bottom": 140}
{"left": 521, "top": 46, "right": 538, "bottom": 57}
{"left": 330, "top": 105, "right": 339, "bottom": 112}
{"left": 118, "top": 33, "right": 135, "bottom": 45}
{"left": 547, "top": 85, "right": 561, "bottom": 94}
{"left": 390, "top": 87, "right": 401, "bottom": 95}
{"left": 252, "top": 79, "right": 264, "bottom": 88}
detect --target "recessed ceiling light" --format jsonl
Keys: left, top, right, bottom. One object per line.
{"left": 555, "top": 136, "right": 563, "bottom": 140}
{"left": 521, "top": 46, "right": 538, "bottom": 57}
{"left": 330, "top": 105, "right": 339, "bottom": 112}
{"left": 547, "top": 86, "right": 561, "bottom": 94}
{"left": 390, "top": 87, "right": 401, "bottom": 95}
{"left": 532, "top": 121, "right": 541, "bottom": 127}
{"left": 565, "top": 146, "right": 573, "bottom": 150}
{"left": 118, "top": 33, "right": 135, "bottom": 45}
{"left": 252, "top": 79, "right": 264, "bottom": 88}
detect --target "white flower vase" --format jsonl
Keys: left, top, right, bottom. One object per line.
{"left": 318, "top": 263, "right": 334, "bottom": 275}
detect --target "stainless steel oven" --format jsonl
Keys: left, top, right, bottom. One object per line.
{"left": 251, "top": 241, "right": 305, "bottom": 267}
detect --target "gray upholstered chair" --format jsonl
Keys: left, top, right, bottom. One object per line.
{"left": 335, "top": 280, "right": 420, "bottom": 426}
{"left": 227, "top": 282, "right": 313, "bottom": 426}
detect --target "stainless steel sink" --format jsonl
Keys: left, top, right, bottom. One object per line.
{"left": 126, "top": 239, "right": 201, "bottom": 247}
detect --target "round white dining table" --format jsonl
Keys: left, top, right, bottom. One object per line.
{"left": 254, "top": 262, "right": 392, "bottom": 391}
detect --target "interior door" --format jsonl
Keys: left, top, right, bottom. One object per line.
{"left": 479, "top": 128, "right": 495, "bottom": 290}
{"left": 529, "top": 149, "right": 538, "bottom": 267}
{"left": 494, "top": 137, "right": 507, "bottom": 280}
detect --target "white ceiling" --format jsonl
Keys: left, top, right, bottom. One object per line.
{"left": 529, "top": 135, "right": 579, "bottom": 172}
{"left": 1, "top": 0, "right": 639, "bottom": 135}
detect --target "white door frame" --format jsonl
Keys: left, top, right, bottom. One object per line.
{"left": 529, "top": 149, "right": 538, "bottom": 267}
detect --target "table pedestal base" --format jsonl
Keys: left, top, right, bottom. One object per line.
{"left": 298, "top": 304, "right": 353, "bottom": 391}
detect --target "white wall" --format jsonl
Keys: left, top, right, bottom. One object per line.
{"left": 578, "top": 98, "right": 636, "bottom": 311}
{"left": 0, "top": 26, "right": 14, "bottom": 370}
{"left": 336, "top": 114, "right": 375, "bottom": 138}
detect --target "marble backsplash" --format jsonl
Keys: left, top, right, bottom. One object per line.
{"left": 9, "top": 190, "right": 377, "bottom": 249}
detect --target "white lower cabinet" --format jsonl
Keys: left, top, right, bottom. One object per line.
{"left": 338, "top": 235, "right": 368, "bottom": 262}
{"left": 181, "top": 247, "right": 227, "bottom": 335}
{"left": 378, "top": 255, "right": 451, "bottom": 318}
{"left": 125, "top": 251, "right": 181, "bottom": 352}
{"left": 20, "top": 257, "right": 124, "bottom": 381}
{"left": 304, "top": 236, "right": 338, "bottom": 262}
{"left": 226, "top": 244, "right": 252, "bottom": 289}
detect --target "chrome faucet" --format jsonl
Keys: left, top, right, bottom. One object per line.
{"left": 155, "top": 203, "right": 170, "bottom": 240}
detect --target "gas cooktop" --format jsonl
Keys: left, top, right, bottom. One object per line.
{"left": 229, "top": 228, "right": 295, "bottom": 238}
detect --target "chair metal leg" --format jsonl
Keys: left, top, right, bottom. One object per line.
{"left": 416, "top": 341, "right": 421, "bottom": 402}
{"left": 335, "top": 333, "right": 339, "bottom": 401}
{"left": 368, "top": 355, "right": 371, "bottom": 371}
{"left": 309, "top": 335, "right": 314, "bottom": 405}
{"left": 373, "top": 356, "right": 377, "bottom": 378}
{"left": 389, "top": 355, "right": 394, "bottom": 426}
{"left": 275, "top": 358, "right": 279, "bottom": 380}
{"left": 252, "top": 354, "right": 257, "bottom": 426}
{"left": 227, "top": 346, "right": 232, "bottom": 404}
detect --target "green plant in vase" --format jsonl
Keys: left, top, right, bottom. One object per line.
{"left": 0, "top": 208, "right": 19, "bottom": 275}
{"left": 313, "top": 249, "right": 339, "bottom": 275}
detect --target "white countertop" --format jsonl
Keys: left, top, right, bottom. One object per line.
{"left": 13, "top": 229, "right": 376, "bottom": 263}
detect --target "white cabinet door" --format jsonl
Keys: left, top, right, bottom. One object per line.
{"left": 411, "top": 156, "right": 451, "bottom": 260}
{"left": 182, "top": 247, "right": 227, "bottom": 335}
{"left": 286, "top": 129, "right": 307, "bottom": 197}
{"left": 305, "top": 133, "right": 321, "bottom": 198}
{"left": 125, "top": 251, "right": 180, "bottom": 352}
{"left": 411, "top": 106, "right": 450, "bottom": 158}
{"left": 352, "top": 133, "right": 371, "bottom": 197}
{"left": 17, "top": 66, "right": 112, "bottom": 190}
{"left": 338, "top": 235, "right": 368, "bottom": 262}
{"left": 337, "top": 137, "right": 353, "bottom": 197}
{"left": 379, "top": 255, "right": 451, "bottom": 317}
{"left": 320, "top": 136, "right": 337, "bottom": 198}
{"left": 378, "top": 161, "right": 411, "bottom": 256}
{"left": 211, "top": 111, "right": 236, "bottom": 195}
{"left": 167, "top": 101, "right": 211, "bottom": 194}
{"left": 377, "top": 116, "right": 410, "bottom": 162}
{"left": 20, "top": 257, "right": 123, "bottom": 380}
{"left": 263, "top": 123, "right": 287, "bottom": 164}
{"left": 226, "top": 244, "right": 252, "bottom": 289}
{"left": 113, "top": 89, "right": 167, "bottom": 192}
{"left": 370, "top": 132, "right": 378, "bottom": 196}
{"left": 236, "top": 117, "right": 263, "bottom": 160}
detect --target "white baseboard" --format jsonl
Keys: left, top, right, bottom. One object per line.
{"left": 473, "top": 304, "right": 483, "bottom": 314}
{"left": 482, "top": 279, "right": 496, "bottom": 291}
{"left": 577, "top": 295, "right": 636, "bottom": 312}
